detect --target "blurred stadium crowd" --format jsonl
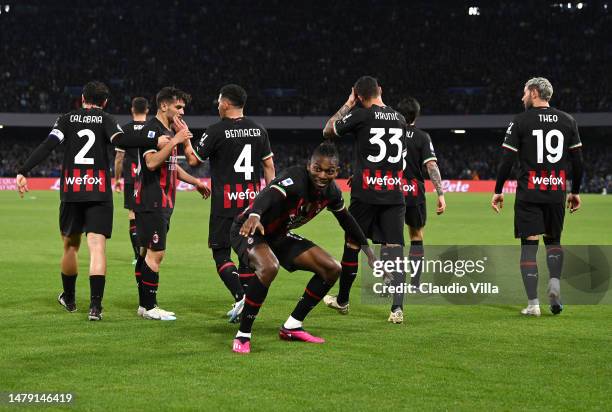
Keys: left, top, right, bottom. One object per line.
{"left": 2, "top": 135, "right": 609, "bottom": 194}
{"left": 1, "top": 1, "right": 610, "bottom": 115}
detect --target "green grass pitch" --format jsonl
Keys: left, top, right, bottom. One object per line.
{"left": 0, "top": 191, "right": 610, "bottom": 411}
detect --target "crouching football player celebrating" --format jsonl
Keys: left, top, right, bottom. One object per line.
{"left": 230, "top": 143, "right": 376, "bottom": 353}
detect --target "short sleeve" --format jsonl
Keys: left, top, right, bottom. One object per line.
{"left": 192, "top": 129, "right": 220, "bottom": 162}
{"left": 568, "top": 117, "right": 582, "bottom": 150}
{"left": 140, "top": 123, "right": 162, "bottom": 156}
{"left": 421, "top": 132, "right": 437, "bottom": 164}
{"left": 261, "top": 129, "right": 273, "bottom": 160}
{"left": 333, "top": 107, "right": 369, "bottom": 137}
{"left": 48, "top": 115, "right": 68, "bottom": 143}
{"left": 326, "top": 183, "right": 345, "bottom": 212}
{"left": 501, "top": 117, "right": 520, "bottom": 152}
{"left": 104, "top": 114, "right": 124, "bottom": 142}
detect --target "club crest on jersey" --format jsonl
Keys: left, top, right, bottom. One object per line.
{"left": 280, "top": 178, "right": 294, "bottom": 187}
{"left": 147, "top": 131, "right": 156, "bottom": 139}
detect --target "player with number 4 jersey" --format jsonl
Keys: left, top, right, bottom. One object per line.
{"left": 185, "top": 84, "right": 275, "bottom": 322}
{"left": 322, "top": 76, "right": 407, "bottom": 322}
{"left": 492, "top": 77, "right": 584, "bottom": 318}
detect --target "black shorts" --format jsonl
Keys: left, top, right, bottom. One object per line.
{"left": 405, "top": 202, "right": 427, "bottom": 229}
{"left": 59, "top": 201, "right": 113, "bottom": 238}
{"left": 123, "top": 183, "right": 135, "bottom": 210}
{"left": 136, "top": 211, "right": 172, "bottom": 251}
{"left": 514, "top": 200, "right": 565, "bottom": 239}
{"left": 209, "top": 215, "right": 234, "bottom": 249}
{"left": 230, "top": 221, "right": 316, "bottom": 272}
{"left": 348, "top": 199, "right": 405, "bottom": 245}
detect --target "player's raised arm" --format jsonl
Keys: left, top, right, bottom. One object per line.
{"left": 144, "top": 129, "right": 191, "bottom": 171}
{"left": 322, "top": 88, "right": 358, "bottom": 138}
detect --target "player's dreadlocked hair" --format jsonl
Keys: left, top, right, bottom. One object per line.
{"left": 397, "top": 97, "right": 421, "bottom": 124}
{"left": 312, "top": 142, "right": 340, "bottom": 162}
{"left": 131, "top": 97, "right": 149, "bottom": 114}
{"left": 156, "top": 86, "right": 192, "bottom": 107}
{"left": 354, "top": 75, "right": 381, "bottom": 100}
{"left": 82, "top": 81, "right": 110, "bottom": 106}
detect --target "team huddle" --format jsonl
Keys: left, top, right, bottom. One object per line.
{"left": 15, "top": 76, "right": 583, "bottom": 353}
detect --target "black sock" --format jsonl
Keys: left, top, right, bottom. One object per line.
{"left": 238, "top": 262, "right": 255, "bottom": 292}
{"left": 238, "top": 275, "right": 269, "bottom": 335}
{"left": 61, "top": 273, "right": 77, "bottom": 300}
{"left": 520, "top": 239, "right": 539, "bottom": 301}
{"left": 409, "top": 240, "right": 424, "bottom": 287}
{"left": 129, "top": 219, "right": 140, "bottom": 260}
{"left": 89, "top": 275, "right": 105, "bottom": 306}
{"left": 544, "top": 239, "right": 563, "bottom": 279}
{"left": 291, "top": 274, "right": 334, "bottom": 322}
{"left": 217, "top": 261, "right": 244, "bottom": 302}
{"left": 337, "top": 246, "right": 359, "bottom": 305}
{"left": 141, "top": 260, "right": 159, "bottom": 310}
{"left": 381, "top": 245, "right": 405, "bottom": 311}
{"left": 135, "top": 255, "right": 145, "bottom": 307}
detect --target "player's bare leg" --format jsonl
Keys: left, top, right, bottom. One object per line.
{"left": 281, "top": 246, "right": 341, "bottom": 343}
{"left": 85, "top": 233, "right": 107, "bottom": 320}
{"left": 140, "top": 249, "right": 175, "bottom": 321}
{"left": 543, "top": 235, "right": 563, "bottom": 315}
{"left": 520, "top": 235, "right": 541, "bottom": 316}
{"left": 324, "top": 240, "right": 359, "bottom": 314}
{"left": 233, "top": 244, "right": 279, "bottom": 353}
{"left": 58, "top": 233, "right": 81, "bottom": 313}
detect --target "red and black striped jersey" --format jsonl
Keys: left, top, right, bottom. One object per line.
{"left": 240, "top": 166, "right": 345, "bottom": 238}
{"left": 115, "top": 120, "right": 146, "bottom": 185}
{"left": 403, "top": 126, "right": 437, "bottom": 205}
{"left": 191, "top": 117, "right": 273, "bottom": 217}
{"left": 51, "top": 107, "right": 123, "bottom": 202}
{"left": 502, "top": 107, "right": 582, "bottom": 203}
{"left": 333, "top": 105, "right": 407, "bottom": 205}
{"left": 133, "top": 118, "right": 178, "bottom": 212}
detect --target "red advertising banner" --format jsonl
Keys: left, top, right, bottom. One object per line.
{"left": 2, "top": 177, "right": 517, "bottom": 193}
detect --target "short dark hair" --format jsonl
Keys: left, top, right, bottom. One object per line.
{"left": 82, "top": 81, "right": 110, "bottom": 106}
{"left": 354, "top": 76, "right": 380, "bottom": 100}
{"left": 311, "top": 142, "right": 340, "bottom": 162}
{"left": 397, "top": 97, "right": 421, "bottom": 124}
{"left": 156, "top": 87, "right": 192, "bottom": 107}
{"left": 131, "top": 97, "right": 149, "bottom": 114}
{"left": 219, "top": 84, "right": 247, "bottom": 108}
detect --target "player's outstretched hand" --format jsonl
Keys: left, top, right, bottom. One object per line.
{"left": 567, "top": 193, "right": 581, "bottom": 213}
{"left": 157, "top": 136, "right": 171, "bottom": 149}
{"left": 114, "top": 179, "right": 122, "bottom": 193}
{"left": 196, "top": 181, "right": 211, "bottom": 199}
{"left": 436, "top": 194, "right": 446, "bottom": 215}
{"left": 361, "top": 245, "right": 377, "bottom": 270}
{"left": 172, "top": 116, "right": 188, "bottom": 132}
{"left": 240, "top": 215, "right": 264, "bottom": 237}
{"left": 491, "top": 193, "right": 504, "bottom": 213}
{"left": 16, "top": 174, "right": 28, "bottom": 198}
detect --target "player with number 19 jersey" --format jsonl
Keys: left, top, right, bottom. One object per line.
{"left": 191, "top": 117, "right": 273, "bottom": 219}
{"left": 502, "top": 106, "right": 582, "bottom": 204}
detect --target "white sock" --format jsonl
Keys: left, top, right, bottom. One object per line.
{"left": 528, "top": 299, "right": 540, "bottom": 306}
{"left": 236, "top": 331, "right": 252, "bottom": 339}
{"left": 283, "top": 315, "right": 303, "bottom": 329}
